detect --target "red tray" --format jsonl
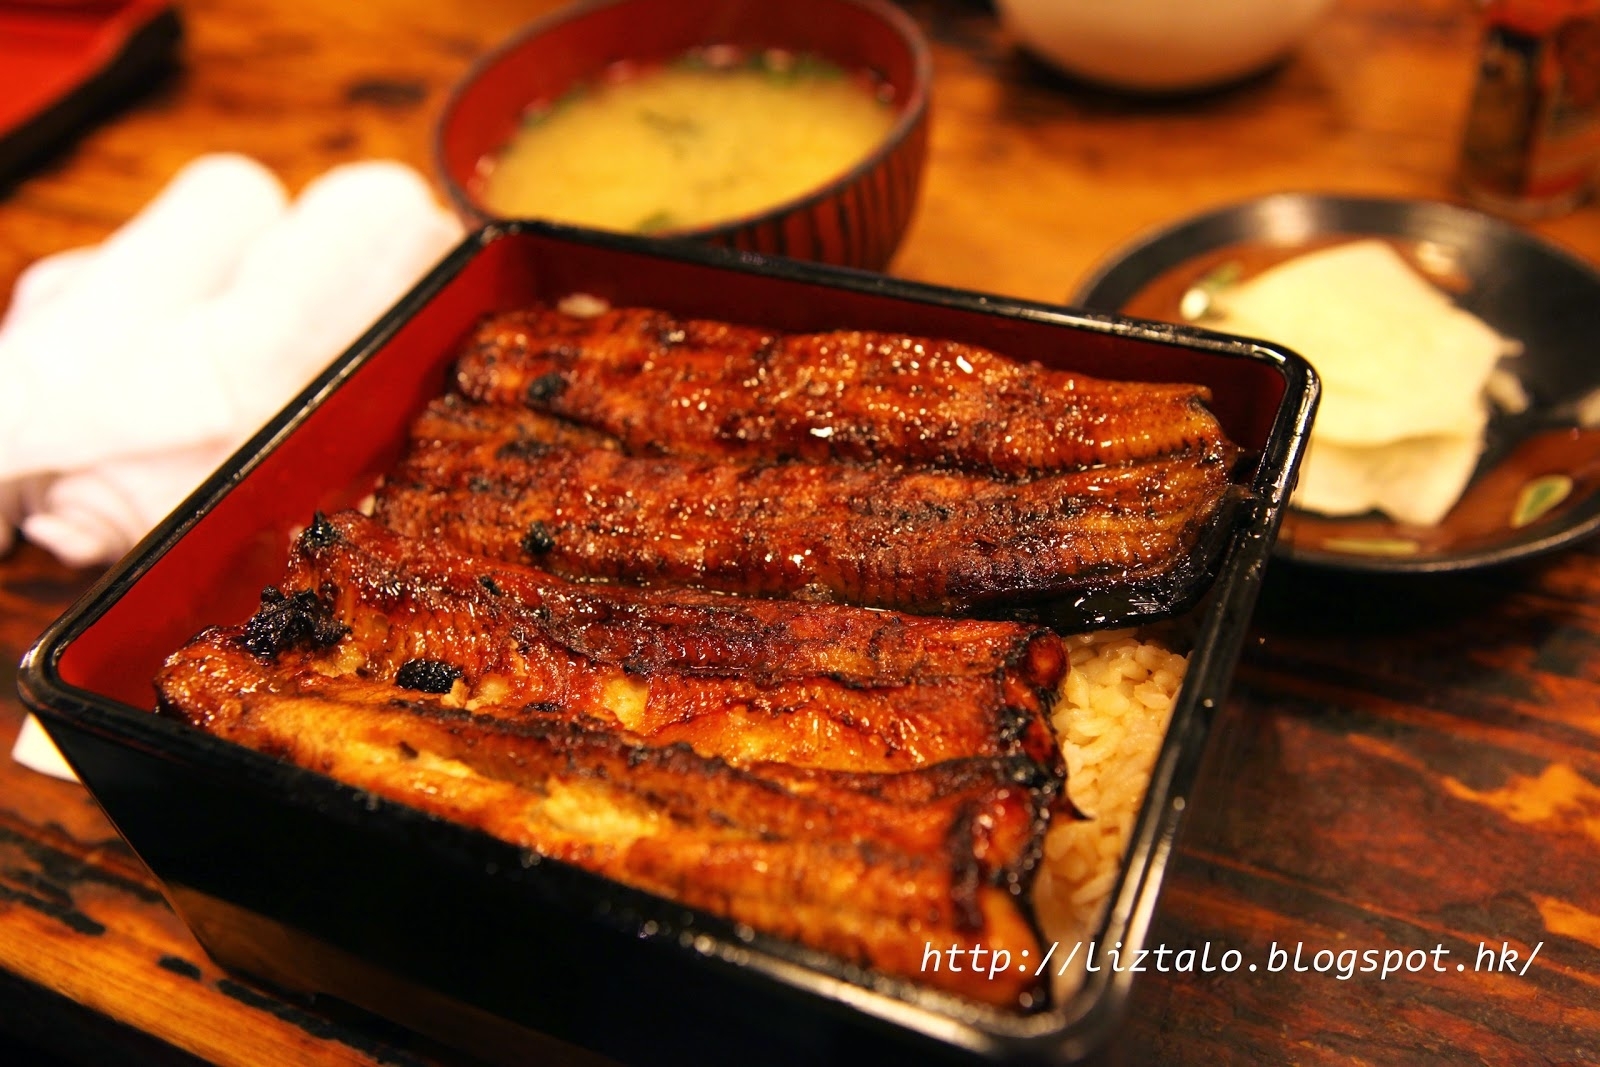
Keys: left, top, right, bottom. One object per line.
{"left": 0, "top": 0, "right": 181, "bottom": 187}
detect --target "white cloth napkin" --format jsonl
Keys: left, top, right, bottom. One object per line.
{"left": 11, "top": 715, "right": 76, "bottom": 781}
{"left": 6, "top": 153, "right": 465, "bottom": 779}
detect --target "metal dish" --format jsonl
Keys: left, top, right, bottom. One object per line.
{"left": 1076, "top": 193, "right": 1600, "bottom": 574}
{"left": 20, "top": 222, "right": 1314, "bottom": 1064}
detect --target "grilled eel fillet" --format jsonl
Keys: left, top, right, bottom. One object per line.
{"left": 378, "top": 397, "right": 1235, "bottom": 615}
{"left": 453, "top": 305, "right": 1237, "bottom": 477}
{"left": 155, "top": 515, "right": 1067, "bottom": 1010}
{"left": 231, "top": 511, "right": 1068, "bottom": 776}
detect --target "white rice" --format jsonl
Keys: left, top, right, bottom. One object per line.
{"left": 1033, "top": 628, "right": 1187, "bottom": 989}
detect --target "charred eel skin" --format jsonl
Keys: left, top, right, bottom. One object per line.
{"left": 242, "top": 511, "right": 1069, "bottom": 777}
{"left": 454, "top": 304, "right": 1236, "bottom": 477}
{"left": 155, "top": 513, "right": 1064, "bottom": 1010}
{"left": 378, "top": 397, "right": 1234, "bottom": 615}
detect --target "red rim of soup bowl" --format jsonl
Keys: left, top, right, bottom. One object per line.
{"left": 433, "top": 0, "right": 932, "bottom": 271}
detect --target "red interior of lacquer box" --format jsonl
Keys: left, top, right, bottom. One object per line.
{"left": 55, "top": 226, "right": 1287, "bottom": 714}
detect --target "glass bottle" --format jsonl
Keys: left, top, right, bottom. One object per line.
{"left": 1458, "top": 0, "right": 1600, "bottom": 218}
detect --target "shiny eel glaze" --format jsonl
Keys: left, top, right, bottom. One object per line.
{"left": 453, "top": 304, "right": 1236, "bottom": 478}
{"left": 155, "top": 512, "right": 1067, "bottom": 1009}
{"left": 376, "top": 396, "right": 1234, "bottom": 615}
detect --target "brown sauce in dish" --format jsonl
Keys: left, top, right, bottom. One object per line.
{"left": 1118, "top": 237, "right": 1600, "bottom": 560}
{"left": 1287, "top": 428, "right": 1600, "bottom": 557}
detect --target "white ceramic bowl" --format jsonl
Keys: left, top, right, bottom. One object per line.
{"left": 996, "top": 0, "right": 1333, "bottom": 93}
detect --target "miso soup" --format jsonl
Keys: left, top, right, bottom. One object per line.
{"left": 480, "top": 50, "right": 896, "bottom": 234}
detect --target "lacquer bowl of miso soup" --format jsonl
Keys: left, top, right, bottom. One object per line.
{"left": 435, "top": 0, "right": 930, "bottom": 271}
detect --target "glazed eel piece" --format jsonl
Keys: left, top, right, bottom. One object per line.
{"left": 157, "top": 635, "right": 1051, "bottom": 1009}
{"left": 452, "top": 305, "right": 1237, "bottom": 478}
{"left": 201, "top": 511, "right": 1069, "bottom": 777}
{"left": 377, "top": 397, "right": 1234, "bottom": 615}
{"left": 155, "top": 527, "right": 1061, "bottom": 1009}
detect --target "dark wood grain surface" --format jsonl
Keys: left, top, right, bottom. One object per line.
{"left": 3, "top": 1, "right": 1599, "bottom": 1064}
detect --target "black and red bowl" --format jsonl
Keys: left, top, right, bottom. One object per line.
{"left": 435, "top": 0, "right": 931, "bottom": 271}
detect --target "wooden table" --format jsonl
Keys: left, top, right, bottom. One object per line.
{"left": 3, "top": 0, "right": 1598, "bottom": 1063}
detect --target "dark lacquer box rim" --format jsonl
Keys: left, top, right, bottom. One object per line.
{"left": 18, "top": 220, "right": 1317, "bottom": 1064}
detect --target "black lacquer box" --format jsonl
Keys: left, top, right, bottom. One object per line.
{"left": 19, "top": 223, "right": 1316, "bottom": 1065}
